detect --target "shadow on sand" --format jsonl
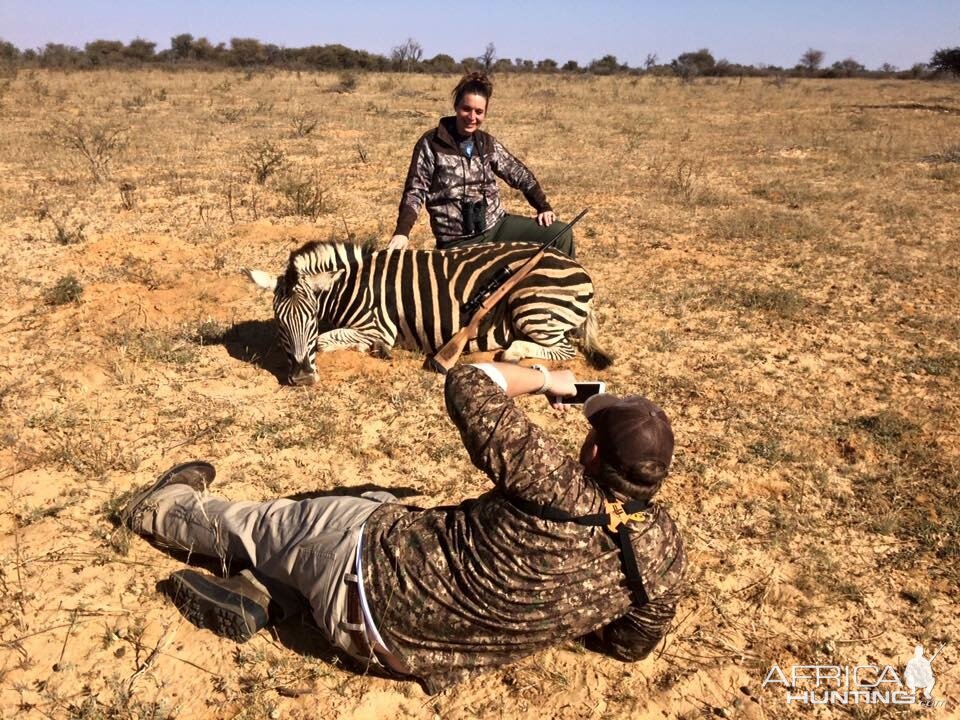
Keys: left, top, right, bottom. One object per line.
{"left": 203, "top": 319, "right": 287, "bottom": 384}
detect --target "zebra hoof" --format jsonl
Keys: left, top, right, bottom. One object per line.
{"left": 370, "top": 341, "right": 393, "bottom": 360}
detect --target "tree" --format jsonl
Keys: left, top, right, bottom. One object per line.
{"left": 124, "top": 37, "right": 156, "bottom": 63}
{"left": 831, "top": 57, "right": 864, "bottom": 77}
{"left": 39, "top": 42, "right": 83, "bottom": 68}
{"left": 423, "top": 53, "right": 458, "bottom": 73}
{"left": 0, "top": 39, "right": 20, "bottom": 63}
{"left": 481, "top": 42, "right": 496, "bottom": 71}
{"left": 191, "top": 37, "right": 220, "bottom": 61}
{"left": 170, "top": 33, "right": 194, "bottom": 61}
{"left": 391, "top": 37, "right": 423, "bottom": 72}
{"left": 230, "top": 38, "right": 266, "bottom": 66}
{"left": 562, "top": 59, "right": 580, "bottom": 72}
{"left": 644, "top": 53, "right": 658, "bottom": 71}
{"left": 671, "top": 48, "right": 715, "bottom": 80}
{"left": 878, "top": 62, "right": 898, "bottom": 74}
{"left": 85, "top": 40, "right": 124, "bottom": 66}
{"left": 537, "top": 58, "right": 558, "bottom": 73}
{"left": 799, "top": 48, "right": 824, "bottom": 73}
{"left": 929, "top": 47, "right": 960, "bottom": 76}
{"left": 589, "top": 54, "right": 621, "bottom": 75}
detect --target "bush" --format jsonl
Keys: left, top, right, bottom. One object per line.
{"left": 242, "top": 141, "right": 285, "bottom": 184}
{"left": 291, "top": 110, "right": 318, "bottom": 137}
{"left": 333, "top": 71, "right": 359, "bottom": 93}
{"left": 44, "top": 274, "right": 83, "bottom": 305}
{"left": 929, "top": 47, "right": 960, "bottom": 76}
{"left": 671, "top": 49, "right": 716, "bottom": 80}
{"left": 47, "top": 118, "right": 128, "bottom": 183}
{"left": 276, "top": 170, "right": 328, "bottom": 219}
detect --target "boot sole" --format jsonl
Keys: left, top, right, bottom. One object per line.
{"left": 166, "top": 570, "right": 268, "bottom": 643}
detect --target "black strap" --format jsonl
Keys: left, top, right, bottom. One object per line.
{"left": 507, "top": 492, "right": 651, "bottom": 606}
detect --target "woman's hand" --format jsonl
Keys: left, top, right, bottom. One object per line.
{"left": 387, "top": 234, "right": 409, "bottom": 251}
{"left": 536, "top": 210, "right": 556, "bottom": 227}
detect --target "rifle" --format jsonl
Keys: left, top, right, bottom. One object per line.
{"left": 424, "top": 209, "right": 588, "bottom": 374}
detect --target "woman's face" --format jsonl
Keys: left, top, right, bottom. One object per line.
{"left": 454, "top": 92, "right": 487, "bottom": 136}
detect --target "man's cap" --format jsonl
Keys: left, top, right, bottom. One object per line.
{"left": 583, "top": 394, "right": 674, "bottom": 499}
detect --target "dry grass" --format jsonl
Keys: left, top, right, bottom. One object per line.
{"left": 0, "top": 70, "right": 958, "bottom": 719}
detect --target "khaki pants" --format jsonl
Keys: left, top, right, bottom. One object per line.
{"left": 438, "top": 213, "right": 576, "bottom": 258}
{"left": 141, "top": 485, "right": 395, "bottom": 661}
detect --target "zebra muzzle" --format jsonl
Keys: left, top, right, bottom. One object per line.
{"left": 290, "top": 358, "right": 318, "bottom": 386}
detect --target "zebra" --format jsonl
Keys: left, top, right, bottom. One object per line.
{"left": 245, "top": 240, "right": 612, "bottom": 385}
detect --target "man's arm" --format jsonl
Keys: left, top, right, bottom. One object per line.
{"left": 444, "top": 363, "right": 590, "bottom": 511}
{"left": 472, "top": 361, "right": 576, "bottom": 399}
{"left": 596, "top": 590, "right": 679, "bottom": 661}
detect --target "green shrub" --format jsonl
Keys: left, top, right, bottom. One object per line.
{"left": 43, "top": 274, "right": 83, "bottom": 305}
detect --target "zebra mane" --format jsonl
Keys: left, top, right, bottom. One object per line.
{"left": 285, "top": 239, "right": 376, "bottom": 285}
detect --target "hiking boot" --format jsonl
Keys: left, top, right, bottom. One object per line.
{"left": 120, "top": 461, "right": 215, "bottom": 534}
{"left": 166, "top": 569, "right": 270, "bottom": 643}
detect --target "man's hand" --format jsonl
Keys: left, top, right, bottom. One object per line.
{"left": 387, "top": 234, "right": 409, "bottom": 251}
{"left": 542, "top": 368, "right": 577, "bottom": 411}
{"left": 536, "top": 210, "right": 556, "bottom": 227}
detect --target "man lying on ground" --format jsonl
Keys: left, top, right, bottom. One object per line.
{"left": 121, "top": 362, "right": 686, "bottom": 693}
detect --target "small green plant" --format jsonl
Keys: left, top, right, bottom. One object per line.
{"left": 276, "top": 170, "right": 328, "bottom": 219}
{"left": 43, "top": 274, "right": 83, "bottom": 305}
{"left": 191, "top": 318, "right": 229, "bottom": 345}
{"left": 110, "top": 327, "right": 199, "bottom": 365}
{"left": 243, "top": 141, "right": 285, "bottom": 184}
{"left": 737, "top": 287, "right": 806, "bottom": 318}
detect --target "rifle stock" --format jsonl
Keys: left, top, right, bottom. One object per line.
{"left": 425, "top": 209, "right": 588, "bottom": 374}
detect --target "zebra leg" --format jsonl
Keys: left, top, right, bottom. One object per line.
{"left": 317, "top": 328, "right": 384, "bottom": 353}
{"left": 500, "top": 339, "right": 577, "bottom": 363}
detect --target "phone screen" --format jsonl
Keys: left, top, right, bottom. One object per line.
{"left": 554, "top": 382, "right": 606, "bottom": 405}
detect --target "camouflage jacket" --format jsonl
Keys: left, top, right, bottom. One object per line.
{"left": 393, "top": 117, "right": 553, "bottom": 245}
{"left": 362, "top": 365, "right": 686, "bottom": 693}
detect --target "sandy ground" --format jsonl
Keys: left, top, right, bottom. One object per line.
{"left": 0, "top": 69, "right": 958, "bottom": 719}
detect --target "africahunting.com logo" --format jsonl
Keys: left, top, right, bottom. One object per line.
{"left": 762, "top": 644, "right": 946, "bottom": 708}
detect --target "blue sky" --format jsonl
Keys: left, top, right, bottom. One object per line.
{"left": 2, "top": 1, "right": 957, "bottom": 69}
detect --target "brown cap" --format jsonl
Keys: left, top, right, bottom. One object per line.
{"left": 583, "top": 394, "right": 674, "bottom": 499}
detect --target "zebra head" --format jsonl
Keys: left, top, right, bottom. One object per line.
{"left": 245, "top": 267, "right": 343, "bottom": 386}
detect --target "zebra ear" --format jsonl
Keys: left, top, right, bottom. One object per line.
{"left": 302, "top": 270, "right": 344, "bottom": 293}
{"left": 244, "top": 268, "right": 277, "bottom": 291}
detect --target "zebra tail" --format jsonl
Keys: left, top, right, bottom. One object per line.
{"left": 571, "top": 306, "right": 614, "bottom": 370}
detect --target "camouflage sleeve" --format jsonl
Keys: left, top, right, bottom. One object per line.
{"left": 394, "top": 134, "right": 435, "bottom": 237}
{"left": 487, "top": 136, "right": 552, "bottom": 214}
{"left": 444, "top": 365, "right": 587, "bottom": 511}
{"left": 600, "top": 589, "right": 679, "bottom": 661}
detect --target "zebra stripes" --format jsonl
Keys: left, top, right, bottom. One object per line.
{"left": 246, "top": 240, "right": 610, "bottom": 385}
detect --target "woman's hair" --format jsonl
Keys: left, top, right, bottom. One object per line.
{"left": 452, "top": 71, "right": 493, "bottom": 108}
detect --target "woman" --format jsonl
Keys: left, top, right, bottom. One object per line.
{"left": 387, "top": 72, "right": 575, "bottom": 257}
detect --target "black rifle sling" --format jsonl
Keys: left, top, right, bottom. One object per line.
{"left": 507, "top": 491, "right": 650, "bottom": 607}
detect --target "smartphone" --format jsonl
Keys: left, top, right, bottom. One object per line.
{"left": 553, "top": 381, "right": 606, "bottom": 405}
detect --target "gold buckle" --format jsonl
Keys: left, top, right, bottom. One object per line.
{"left": 604, "top": 501, "right": 645, "bottom": 532}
